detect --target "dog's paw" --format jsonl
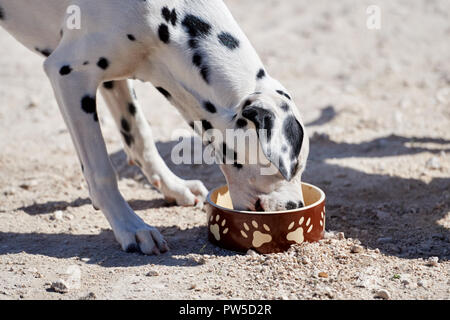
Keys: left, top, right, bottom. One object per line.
{"left": 163, "top": 179, "right": 209, "bottom": 208}
{"left": 240, "top": 220, "right": 272, "bottom": 248}
{"left": 114, "top": 220, "right": 169, "bottom": 255}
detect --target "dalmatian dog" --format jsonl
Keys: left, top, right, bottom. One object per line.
{"left": 0, "top": 0, "right": 309, "bottom": 255}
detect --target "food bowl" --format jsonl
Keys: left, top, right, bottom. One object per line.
{"left": 206, "top": 183, "right": 326, "bottom": 254}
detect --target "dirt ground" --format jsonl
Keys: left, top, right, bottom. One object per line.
{"left": 0, "top": 0, "right": 449, "bottom": 300}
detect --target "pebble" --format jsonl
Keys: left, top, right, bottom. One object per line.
{"left": 79, "top": 292, "right": 97, "bottom": 300}
{"left": 301, "top": 257, "right": 311, "bottom": 265}
{"left": 54, "top": 211, "right": 64, "bottom": 220}
{"left": 246, "top": 249, "right": 258, "bottom": 256}
{"left": 351, "top": 245, "right": 363, "bottom": 253}
{"left": 417, "top": 280, "right": 427, "bottom": 288}
{"left": 337, "top": 232, "right": 345, "bottom": 240}
{"left": 188, "top": 284, "right": 197, "bottom": 290}
{"left": 318, "top": 272, "right": 329, "bottom": 278}
{"left": 426, "top": 257, "right": 439, "bottom": 267}
{"left": 146, "top": 271, "right": 159, "bottom": 277}
{"left": 51, "top": 280, "right": 69, "bottom": 294}
{"left": 425, "top": 157, "right": 441, "bottom": 170}
{"left": 375, "top": 289, "right": 391, "bottom": 300}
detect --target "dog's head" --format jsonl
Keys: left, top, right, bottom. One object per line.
{"left": 218, "top": 90, "right": 309, "bottom": 211}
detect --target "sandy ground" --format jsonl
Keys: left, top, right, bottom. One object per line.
{"left": 0, "top": 0, "right": 449, "bottom": 300}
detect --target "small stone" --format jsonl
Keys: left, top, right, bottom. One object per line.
{"left": 146, "top": 270, "right": 159, "bottom": 277}
{"left": 351, "top": 245, "right": 363, "bottom": 253}
{"left": 81, "top": 257, "right": 90, "bottom": 262}
{"left": 417, "top": 280, "right": 427, "bottom": 288}
{"left": 426, "top": 257, "right": 439, "bottom": 267}
{"left": 54, "top": 211, "right": 64, "bottom": 220}
{"left": 301, "top": 257, "right": 311, "bottom": 265}
{"left": 51, "top": 280, "right": 69, "bottom": 294}
{"left": 246, "top": 249, "right": 258, "bottom": 256}
{"left": 188, "top": 284, "right": 197, "bottom": 290}
{"left": 337, "top": 232, "right": 345, "bottom": 240}
{"left": 426, "top": 157, "right": 441, "bottom": 170}
{"left": 79, "top": 292, "right": 96, "bottom": 300}
{"left": 375, "top": 289, "right": 390, "bottom": 300}
{"left": 318, "top": 272, "right": 329, "bottom": 278}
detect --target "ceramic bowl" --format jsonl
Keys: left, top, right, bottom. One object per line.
{"left": 206, "top": 183, "right": 326, "bottom": 254}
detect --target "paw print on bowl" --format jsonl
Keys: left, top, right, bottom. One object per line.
{"left": 209, "top": 214, "right": 229, "bottom": 241}
{"left": 286, "top": 216, "right": 314, "bottom": 245}
{"left": 240, "top": 220, "right": 272, "bottom": 248}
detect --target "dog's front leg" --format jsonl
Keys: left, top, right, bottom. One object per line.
{"left": 100, "top": 80, "right": 208, "bottom": 206}
{"left": 43, "top": 50, "right": 168, "bottom": 255}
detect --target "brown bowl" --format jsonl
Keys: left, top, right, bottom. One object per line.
{"left": 206, "top": 183, "right": 326, "bottom": 254}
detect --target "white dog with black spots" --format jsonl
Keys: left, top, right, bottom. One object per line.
{"left": 0, "top": 0, "right": 309, "bottom": 255}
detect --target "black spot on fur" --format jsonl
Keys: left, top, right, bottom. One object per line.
{"left": 201, "top": 120, "right": 213, "bottom": 131}
{"left": 59, "top": 65, "right": 72, "bottom": 76}
{"left": 156, "top": 87, "right": 171, "bottom": 99}
{"left": 121, "top": 118, "right": 131, "bottom": 132}
{"left": 276, "top": 90, "right": 292, "bottom": 100}
{"left": 242, "top": 106, "right": 275, "bottom": 141}
{"left": 0, "top": 6, "right": 4, "bottom": 20}
{"left": 192, "top": 53, "right": 203, "bottom": 67}
{"left": 127, "top": 34, "right": 136, "bottom": 41}
{"left": 189, "top": 122, "right": 195, "bottom": 129}
{"left": 236, "top": 118, "right": 248, "bottom": 128}
{"left": 283, "top": 116, "right": 303, "bottom": 161}
{"left": 218, "top": 32, "right": 240, "bottom": 50}
{"left": 187, "top": 39, "right": 198, "bottom": 50}
{"left": 281, "top": 103, "right": 290, "bottom": 112}
{"left": 243, "top": 99, "right": 252, "bottom": 108}
{"left": 121, "top": 131, "right": 134, "bottom": 147}
{"left": 97, "top": 57, "right": 109, "bottom": 70}
{"left": 83, "top": 61, "right": 89, "bottom": 65}
{"left": 200, "top": 66, "right": 210, "bottom": 83}
{"left": 204, "top": 102, "right": 217, "bottom": 113}
{"left": 103, "top": 81, "right": 114, "bottom": 90}
{"left": 221, "top": 143, "right": 240, "bottom": 167}
{"left": 278, "top": 159, "right": 288, "bottom": 180}
{"left": 256, "top": 69, "right": 266, "bottom": 79}
{"left": 158, "top": 24, "right": 170, "bottom": 43}
{"left": 81, "top": 95, "right": 98, "bottom": 122}
{"left": 35, "top": 47, "right": 52, "bottom": 57}
{"left": 182, "top": 15, "right": 212, "bottom": 38}
{"left": 128, "top": 103, "right": 136, "bottom": 116}
{"left": 298, "top": 201, "right": 305, "bottom": 208}
{"left": 162, "top": 7, "right": 177, "bottom": 26}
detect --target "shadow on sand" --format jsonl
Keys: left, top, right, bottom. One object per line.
{"left": 3, "top": 105, "right": 449, "bottom": 265}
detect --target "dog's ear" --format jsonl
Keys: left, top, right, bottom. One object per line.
{"left": 242, "top": 106, "right": 304, "bottom": 181}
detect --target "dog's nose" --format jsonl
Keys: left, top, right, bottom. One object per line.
{"left": 254, "top": 199, "right": 304, "bottom": 212}
{"left": 285, "top": 201, "right": 304, "bottom": 210}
